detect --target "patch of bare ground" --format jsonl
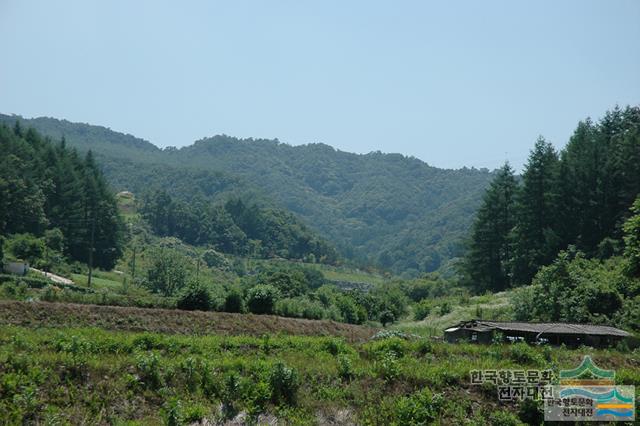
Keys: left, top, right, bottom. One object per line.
{"left": 0, "top": 300, "right": 377, "bottom": 342}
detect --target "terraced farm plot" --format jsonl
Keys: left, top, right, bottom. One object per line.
{"left": 0, "top": 301, "right": 376, "bottom": 341}
{"left": 1, "top": 324, "right": 638, "bottom": 425}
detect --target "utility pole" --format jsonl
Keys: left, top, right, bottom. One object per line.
{"left": 87, "top": 214, "right": 96, "bottom": 288}
{"left": 131, "top": 246, "right": 137, "bottom": 282}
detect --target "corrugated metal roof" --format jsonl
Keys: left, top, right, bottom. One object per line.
{"left": 448, "top": 320, "right": 630, "bottom": 337}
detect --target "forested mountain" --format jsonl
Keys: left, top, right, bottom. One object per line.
{"left": 141, "top": 193, "right": 338, "bottom": 263}
{"left": 0, "top": 123, "right": 123, "bottom": 269}
{"left": 0, "top": 114, "right": 494, "bottom": 276}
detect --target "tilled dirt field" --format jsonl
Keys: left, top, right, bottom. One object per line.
{"left": 0, "top": 300, "right": 377, "bottom": 342}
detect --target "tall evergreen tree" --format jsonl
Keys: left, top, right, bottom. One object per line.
{"left": 623, "top": 196, "right": 640, "bottom": 278}
{"left": 512, "top": 137, "right": 559, "bottom": 284}
{"left": 464, "top": 163, "right": 517, "bottom": 292}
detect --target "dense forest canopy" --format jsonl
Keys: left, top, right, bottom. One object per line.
{"left": 141, "top": 192, "right": 338, "bottom": 263}
{"left": 0, "top": 123, "right": 123, "bottom": 269}
{"left": 465, "top": 106, "right": 640, "bottom": 292}
{"left": 0, "top": 114, "right": 493, "bottom": 276}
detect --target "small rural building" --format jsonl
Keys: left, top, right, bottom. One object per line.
{"left": 3, "top": 261, "right": 29, "bottom": 276}
{"left": 444, "top": 320, "right": 631, "bottom": 348}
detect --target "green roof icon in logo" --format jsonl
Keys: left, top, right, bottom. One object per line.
{"left": 560, "top": 356, "right": 615, "bottom": 380}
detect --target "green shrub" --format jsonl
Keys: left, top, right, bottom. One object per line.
{"left": 260, "top": 269, "right": 309, "bottom": 298}
{"left": 132, "top": 333, "right": 162, "bottom": 351}
{"left": 247, "top": 284, "right": 280, "bottom": 314}
{"left": 407, "top": 281, "right": 431, "bottom": 302}
{"left": 542, "top": 345, "right": 553, "bottom": 362}
{"left": 335, "top": 295, "right": 367, "bottom": 325}
{"left": 0, "top": 280, "right": 29, "bottom": 300}
{"left": 300, "top": 298, "right": 325, "bottom": 320}
{"left": 275, "top": 297, "right": 303, "bottom": 318}
{"left": 379, "top": 310, "right": 396, "bottom": 327}
{"left": 179, "top": 356, "right": 202, "bottom": 392}
{"left": 368, "top": 337, "right": 408, "bottom": 358}
{"left": 240, "top": 378, "right": 271, "bottom": 416}
{"left": 161, "top": 398, "right": 183, "bottom": 426}
{"left": 269, "top": 361, "right": 299, "bottom": 405}
{"left": 509, "top": 343, "right": 543, "bottom": 365}
{"left": 7, "top": 233, "right": 45, "bottom": 263}
{"left": 395, "top": 389, "right": 444, "bottom": 425}
{"left": 413, "top": 299, "right": 431, "bottom": 320}
{"left": 337, "top": 355, "right": 354, "bottom": 381}
{"left": 376, "top": 351, "right": 400, "bottom": 382}
{"left": 274, "top": 297, "right": 325, "bottom": 320}
{"left": 489, "top": 410, "right": 525, "bottom": 426}
{"left": 223, "top": 288, "right": 244, "bottom": 313}
{"left": 438, "top": 301, "right": 452, "bottom": 316}
{"left": 135, "top": 352, "right": 162, "bottom": 389}
{"left": 56, "top": 335, "right": 91, "bottom": 379}
{"left": 323, "top": 338, "right": 348, "bottom": 356}
{"left": 176, "top": 281, "right": 211, "bottom": 311}
{"left": 415, "top": 339, "right": 433, "bottom": 356}
{"left": 145, "top": 248, "right": 190, "bottom": 296}
{"left": 202, "top": 249, "right": 229, "bottom": 269}
{"left": 41, "top": 285, "right": 60, "bottom": 302}
{"left": 221, "top": 372, "right": 241, "bottom": 416}
{"left": 261, "top": 334, "right": 272, "bottom": 354}
{"left": 459, "top": 293, "right": 471, "bottom": 305}
{"left": 182, "top": 402, "right": 208, "bottom": 423}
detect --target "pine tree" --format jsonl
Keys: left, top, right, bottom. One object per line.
{"left": 623, "top": 196, "right": 640, "bottom": 277}
{"left": 512, "top": 137, "right": 559, "bottom": 284}
{"left": 551, "top": 152, "right": 578, "bottom": 250}
{"left": 464, "top": 163, "right": 517, "bottom": 292}
{"left": 0, "top": 124, "right": 124, "bottom": 269}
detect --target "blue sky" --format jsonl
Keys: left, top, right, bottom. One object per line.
{"left": 1, "top": 0, "right": 638, "bottom": 170}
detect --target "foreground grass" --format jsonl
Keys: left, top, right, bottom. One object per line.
{"left": 1, "top": 326, "right": 639, "bottom": 425}
{"left": 71, "top": 272, "right": 123, "bottom": 290}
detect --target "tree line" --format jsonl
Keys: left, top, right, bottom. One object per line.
{"left": 140, "top": 191, "right": 338, "bottom": 264}
{"left": 0, "top": 123, "right": 123, "bottom": 269}
{"left": 464, "top": 106, "right": 640, "bottom": 291}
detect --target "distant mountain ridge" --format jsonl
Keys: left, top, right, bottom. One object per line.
{"left": 0, "top": 113, "right": 493, "bottom": 276}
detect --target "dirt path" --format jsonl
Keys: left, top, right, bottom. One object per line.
{"left": 29, "top": 268, "right": 75, "bottom": 285}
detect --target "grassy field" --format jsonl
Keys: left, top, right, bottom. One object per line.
{"left": 71, "top": 272, "right": 123, "bottom": 291}
{"left": 1, "top": 323, "right": 638, "bottom": 425}
{"left": 313, "top": 266, "right": 386, "bottom": 286}
{"left": 393, "top": 292, "right": 514, "bottom": 337}
{"left": 245, "top": 258, "right": 387, "bottom": 287}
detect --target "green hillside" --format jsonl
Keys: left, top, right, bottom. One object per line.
{"left": 0, "top": 114, "right": 493, "bottom": 276}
